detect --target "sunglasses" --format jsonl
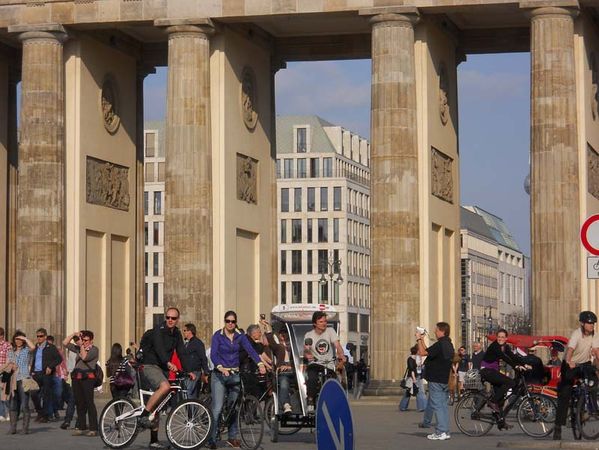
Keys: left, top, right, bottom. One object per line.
{"left": 36, "top": 335, "right": 45, "bottom": 338}
{"left": 225, "top": 319, "right": 237, "bottom": 324}
{"left": 166, "top": 316, "right": 179, "bottom": 321}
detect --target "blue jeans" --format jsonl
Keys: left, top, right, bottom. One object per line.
{"left": 278, "top": 371, "right": 294, "bottom": 406}
{"left": 399, "top": 378, "right": 427, "bottom": 411}
{"left": 0, "top": 398, "right": 7, "bottom": 417}
{"left": 52, "top": 376, "right": 63, "bottom": 414}
{"left": 184, "top": 371, "right": 201, "bottom": 398}
{"left": 422, "top": 382, "right": 449, "bottom": 434}
{"left": 209, "top": 371, "right": 241, "bottom": 443}
{"left": 10, "top": 380, "right": 31, "bottom": 417}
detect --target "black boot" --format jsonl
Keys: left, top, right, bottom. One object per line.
{"left": 553, "top": 426, "right": 561, "bottom": 440}
{"left": 21, "top": 411, "right": 30, "bottom": 435}
{"left": 7, "top": 411, "right": 17, "bottom": 434}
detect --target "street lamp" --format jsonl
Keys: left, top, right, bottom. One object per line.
{"left": 318, "top": 251, "right": 343, "bottom": 304}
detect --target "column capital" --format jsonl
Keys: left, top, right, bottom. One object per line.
{"left": 8, "top": 23, "right": 67, "bottom": 43}
{"left": 359, "top": 6, "right": 420, "bottom": 27}
{"left": 154, "top": 18, "right": 215, "bottom": 38}
{"left": 520, "top": 1, "right": 579, "bottom": 18}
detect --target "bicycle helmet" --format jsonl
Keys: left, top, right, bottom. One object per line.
{"left": 579, "top": 311, "right": 598, "bottom": 324}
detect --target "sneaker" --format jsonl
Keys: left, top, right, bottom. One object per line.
{"left": 226, "top": 439, "right": 241, "bottom": 448}
{"left": 72, "top": 429, "right": 86, "bottom": 436}
{"left": 138, "top": 416, "right": 153, "bottom": 429}
{"left": 418, "top": 423, "right": 431, "bottom": 429}
{"left": 86, "top": 431, "right": 98, "bottom": 437}
{"left": 283, "top": 403, "right": 292, "bottom": 414}
{"left": 427, "top": 432, "right": 451, "bottom": 440}
{"left": 148, "top": 442, "right": 169, "bottom": 449}
{"left": 60, "top": 422, "right": 70, "bottom": 430}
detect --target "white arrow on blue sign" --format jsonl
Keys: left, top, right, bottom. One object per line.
{"left": 316, "top": 379, "right": 354, "bottom": 450}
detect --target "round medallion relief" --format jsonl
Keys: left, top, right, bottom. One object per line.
{"left": 241, "top": 66, "right": 258, "bottom": 130}
{"left": 101, "top": 74, "right": 121, "bottom": 135}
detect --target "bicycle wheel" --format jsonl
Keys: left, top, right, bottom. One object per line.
{"left": 264, "top": 397, "right": 301, "bottom": 436}
{"left": 577, "top": 391, "right": 599, "bottom": 440}
{"left": 454, "top": 392, "right": 494, "bottom": 437}
{"left": 516, "top": 394, "right": 556, "bottom": 438}
{"left": 99, "top": 398, "right": 139, "bottom": 449}
{"left": 166, "top": 399, "right": 213, "bottom": 450}
{"left": 238, "top": 395, "right": 264, "bottom": 450}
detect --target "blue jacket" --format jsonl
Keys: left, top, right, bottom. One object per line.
{"left": 210, "top": 328, "right": 262, "bottom": 370}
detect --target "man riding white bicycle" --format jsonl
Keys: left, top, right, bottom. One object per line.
{"left": 138, "top": 306, "right": 190, "bottom": 429}
{"left": 303, "top": 311, "right": 345, "bottom": 412}
{"left": 553, "top": 310, "right": 599, "bottom": 441}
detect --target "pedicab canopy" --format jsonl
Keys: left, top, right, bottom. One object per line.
{"left": 486, "top": 334, "right": 568, "bottom": 353}
{"left": 270, "top": 304, "right": 339, "bottom": 323}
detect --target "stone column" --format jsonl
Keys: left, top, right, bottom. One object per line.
{"left": 157, "top": 19, "right": 214, "bottom": 342}
{"left": 528, "top": 6, "right": 580, "bottom": 337}
{"left": 14, "top": 26, "right": 67, "bottom": 338}
{"left": 366, "top": 10, "right": 420, "bottom": 391}
{"left": 6, "top": 68, "right": 18, "bottom": 333}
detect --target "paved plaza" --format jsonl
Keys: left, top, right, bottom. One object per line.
{"left": 1, "top": 397, "right": 598, "bottom": 450}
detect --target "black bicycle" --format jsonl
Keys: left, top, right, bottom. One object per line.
{"left": 455, "top": 368, "right": 556, "bottom": 438}
{"left": 570, "top": 366, "right": 599, "bottom": 440}
{"left": 215, "top": 370, "right": 264, "bottom": 450}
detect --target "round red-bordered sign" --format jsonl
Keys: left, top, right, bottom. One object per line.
{"left": 581, "top": 214, "right": 599, "bottom": 256}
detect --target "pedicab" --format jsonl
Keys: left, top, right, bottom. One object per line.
{"left": 266, "top": 303, "right": 346, "bottom": 443}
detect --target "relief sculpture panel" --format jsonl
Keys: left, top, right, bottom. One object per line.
{"left": 86, "top": 156, "right": 130, "bottom": 211}
{"left": 589, "top": 144, "right": 599, "bottom": 200}
{"left": 237, "top": 153, "right": 258, "bottom": 205}
{"left": 431, "top": 147, "right": 453, "bottom": 204}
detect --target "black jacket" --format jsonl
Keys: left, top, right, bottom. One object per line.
{"left": 482, "top": 341, "right": 523, "bottom": 368}
{"left": 142, "top": 322, "right": 189, "bottom": 372}
{"left": 181, "top": 336, "right": 209, "bottom": 374}
{"left": 30, "top": 342, "right": 62, "bottom": 375}
{"left": 424, "top": 336, "right": 455, "bottom": 384}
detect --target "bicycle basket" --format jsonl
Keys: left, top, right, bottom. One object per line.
{"left": 463, "top": 369, "right": 484, "bottom": 391}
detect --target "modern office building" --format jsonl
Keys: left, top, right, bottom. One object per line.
{"left": 460, "top": 206, "right": 529, "bottom": 348}
{"left": 276, "top": 115, "right": 371, "bottom": 359}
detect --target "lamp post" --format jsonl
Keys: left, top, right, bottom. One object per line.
{"left": 318, "top": 251, "right": 343, "bottom": 304}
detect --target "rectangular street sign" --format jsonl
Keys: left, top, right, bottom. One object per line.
{"left": 588, "top": 257, "right": 599, "bottom": 279}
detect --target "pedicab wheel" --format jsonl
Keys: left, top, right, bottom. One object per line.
{"left": 454, "top": 392, "right": 494, "bottom": 437}
{"left": 99, "top": 398, "right": 139, "bottom": 449}
{"left": 165, "top": 399, "right": 213, "bottom": 450}
{"left": 238, "top": 395, "right": 264, "bottom": 450}
{"left": 270, "top": 415, "right": 279, "bottom": 443}
{"left": 516, "top": 394, "right": 556, "bottom": 438}
{"left": 264, "top": 397, "right": 301, "bottom": 436}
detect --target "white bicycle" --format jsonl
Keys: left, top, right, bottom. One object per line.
{"left": 99, "top": 364, "right": 212, "bottom": 450}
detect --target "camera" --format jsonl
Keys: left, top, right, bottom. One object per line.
{"left": 416, "top": 326, "right": 427, "bottom": 335}
{"left": 259, "top": 313, "right": 266, "bottom": 320}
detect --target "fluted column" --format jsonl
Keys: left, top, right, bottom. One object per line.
{"left": 7, "top": 68, "right": 18, "bottom": 333}
{"left": 16, "top": 27, "right": 67, "bottom": 338}
{"left": 529, "top": 6, "right": 580, "bottom": 337}
{"left": 368, "top": 11, "right": 420, "bottom": 387}
{"left": 160, "top": 20, "right": 214, "bottom": 342}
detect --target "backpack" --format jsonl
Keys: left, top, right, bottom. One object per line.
{"left": 137, "top": 328, "right": 155, "bottom": 362}
{"left": 93, "top": 364, "right": 104, "bottom": 388}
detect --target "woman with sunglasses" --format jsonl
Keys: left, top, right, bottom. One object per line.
{"left": 63, "top": 330, "right": 99, "bottom": 437}
{"left": 206, "top": 311, "right": 266, "bottom": 449}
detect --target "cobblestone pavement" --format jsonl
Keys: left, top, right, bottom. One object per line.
{"left": 0, "top": 397, "right": 588, "bottom": 450}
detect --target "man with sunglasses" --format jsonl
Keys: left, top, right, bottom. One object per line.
{"left": 30, "top": 328, "right": 62, "bottom": 423}
{"left": 138, "top": 307, "right": 189, "bottom": 430}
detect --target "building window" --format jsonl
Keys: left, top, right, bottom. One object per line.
{"left": 280, "top": 219, "right": 287, "bottom": 243}
{"left": 292, "top": 219, "right": 302, "bottom": 243}
{"left": 297, "top": 158, "right": 307, "bottom": 178}
{"left": 276, "top": 159, "right": 281, "bottom": 179}
{"left": 318, "top": 219, "right": 328, "bottom": 242}
{"left": 144, "top": 253, "right": 148, "bottom": 276}
{"left": 334, "top": 187, "right": 341, "bottom": 211}
{"left": 307, "top": 187, "right": 315, "bottom": 212}
{"left": 319, "top": 283, "right": 328, "bottom": 303}
{"left": 360, "top": 314, "right": 370, "bottom": 333}
{"left": 153, "top": 283, "right": 159, "bottom": 307}
{"left": 154, "top": 192, "right": 162, "bottom": 215}
{"left": 281, "top": 282, "right": 286, "bottom": 304}
{"left": 320, "top": 187, "right": 328, "bottom": 211}
{"left": 153, "top": 252, "right": 159, "bottom": 276}
{"left": 292, "top": 281, "right": 302, "bottom": 303}
{"left": 153, "top": 222, "right": 160, "bottom": 246}
{"left": 145, "top": 283, "right": 149, "bottom": 306}
{"left": 284, "top": 159, "right": 293, "bottom": 178}
{"left": 281, "top": 250, "right": 287, "bottom": 274}
{"left": 310, "top": 158, "right": 319, "bottom": 178}
{"left": 348, "top": 313, "right": 358, "bottom": 332}
{"left": 307, "top": 219, "right": 313, "bottom": 243}
{"left": 307, "top": 250, "right": 313, "bottom": 274}
{"left": 296, "top": 128, "right": 307, "bottom": 153}
{"left": 318, "top": 250, "right": 328, "bottom": 274}
{"left": 323, "top": 157, "right": 333, "bottom": 177}
{"left": 333, "top": 219, "right": 339, "bottom": 243}
{"left": 144, "top": 192, "right": 149, "bottom": 215}
{"left": 334, "top": 249, "right": 340, "bottom": 273}
{"left": 294, "top": 188, "right": 302, "bottom": 212}
{"left": 307, "top": 281, "right": 313, "bottom": 304}
{"left": 281, "top": 188, "right": 289, "bottom": 212}
{"left": 145, "top": 132, "right": 155, "bottom": 157}
{"left": 292, "top": 250, "right": 302, "bottom": 274}
{"left": 144, "top": 222, "right": 149, "bottom": 246}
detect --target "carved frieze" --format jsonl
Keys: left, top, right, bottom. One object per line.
{"left": 439, "top": 62, "right": 449, "bottom": 126}
{"left": 240, "top": 66, "right": 258, "bottom": 130}
{"left": 237, "top": 153, "right": 258, "bottom": 205}
{"left": 101, "top": 74, "right": 121, "bottom": 134}
{"left": 431, "top": 147, "right": 453, "bottom": 204}
{"left": 589, "top": 144, "right": 599, "bottom": 200}
{"left": 86, "top": 156, "right": 130, "bottom": 211}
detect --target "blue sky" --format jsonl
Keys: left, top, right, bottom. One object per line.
{"left": 144, "top": 53, "right": 531, "bottom": 254}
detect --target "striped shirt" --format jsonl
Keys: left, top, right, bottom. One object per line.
{"left": 8, "top": 347, "right": 32, "bottom": 381}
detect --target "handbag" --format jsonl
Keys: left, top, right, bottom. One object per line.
{"left": 22, "top": 378, "right": 39, "bottom": 392}
{"left": 112, "top": 371, "right": 135, "bottom": 390}
{"left": 399, "top": 367, "right": 409, "bottom": 389}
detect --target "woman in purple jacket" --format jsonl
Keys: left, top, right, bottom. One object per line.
{"left": 206, "top": 311, "right": 265, "bottom": 449}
